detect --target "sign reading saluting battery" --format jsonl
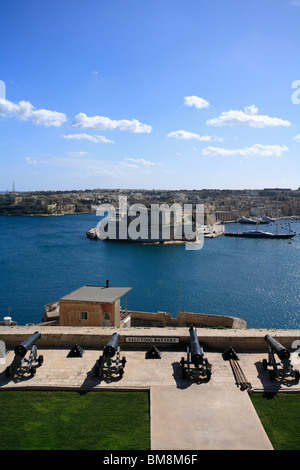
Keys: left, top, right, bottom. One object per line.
{"left": 126, "top": 337, "right": 179, "bottom": 343}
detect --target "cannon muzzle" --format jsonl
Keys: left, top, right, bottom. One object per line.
{"left": 189, "top": 327, "right": 204, "bottom": 365}
{"left": 14, "top": 331, "right": 41, "bottom": 358}
{"left": 103, "top": 332, "right": 120, "bottom": 358}
{"left": 264, "top": 334, "right": 290, "bottom": 361}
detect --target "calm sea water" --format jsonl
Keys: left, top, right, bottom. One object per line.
{"left": 0, "top": 213, "right": 299, "bottom": 329}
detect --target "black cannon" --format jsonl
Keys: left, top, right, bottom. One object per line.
{"left": 180, "top": 327, "right": 212, "bottom": 382}
{"left": 94, "top": 332, "right": 126, "bottom": 380}
{"left": 263, "top": 334, "right": 299, "bottom": 382}
{"left": 5, "top": 331, "right": 43, "bottom": 378}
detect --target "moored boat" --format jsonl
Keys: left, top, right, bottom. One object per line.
{"left": 238, "top": 216, "right": 267, "bottom": 224}
{"left": 224, "top": 230, "right": 295, "bottom": 239}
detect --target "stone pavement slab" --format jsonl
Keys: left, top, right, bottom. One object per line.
{"left": 150, "top": 386, "right": 273, "bottom": 450}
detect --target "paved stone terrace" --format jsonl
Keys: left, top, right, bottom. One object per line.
{"left": 1, "top": 348, "right": 299, "bottom": 392}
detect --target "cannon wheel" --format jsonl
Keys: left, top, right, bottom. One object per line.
{"left": 30, "top": 366, "right": 36, "bottom": 377}
{"left": 269, "top": 370, "right": 276, "bottom": 381}
{"left": 262, "top": 359, "right": 268, "bottom": 370}
{"left": 180, "top": 357, "right": 187, "bottom": 378}
{"left": 38, "top": 355, "right": 44, "bottom": 366}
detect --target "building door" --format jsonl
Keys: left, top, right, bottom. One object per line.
{"left": 103, "top": 312, "right": 111, "bottom": 326}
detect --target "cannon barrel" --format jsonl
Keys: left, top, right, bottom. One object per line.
{"left": 264, "top": 334, "right": 290, "bottom": 360}
{"left": 103, "top": 332, "right": 120, "bottom": 358}
{"left": 14, "top": 331, "right": 41, "bottom": 358}
{"left": 189, "top": 327, "right": 204, "bottom": 365}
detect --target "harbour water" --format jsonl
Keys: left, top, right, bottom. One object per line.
{"left": 0, "top": 213, "right": 299, "bottom": 329}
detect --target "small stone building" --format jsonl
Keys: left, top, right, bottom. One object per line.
{"left": 59, "top": 283, "right": 131, "bottom": 327}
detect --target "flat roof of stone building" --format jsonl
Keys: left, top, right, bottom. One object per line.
{"left": 59, "top": 285, "right": 132, "bottom": 304}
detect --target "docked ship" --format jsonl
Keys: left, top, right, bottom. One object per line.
{"left": 224, "top": 230, "right": 295, "bottom": 239}
{"left": 238, "top": 216, "right": 267, "bottom": 224}
{"left": 225, "top": 216, "right": 296, "bottom": 239}
{"left": 225, "top": 207, "right": 297, "bottom": 239}
{"left": 261, "top": 216, "right": 276, "bottom": 223}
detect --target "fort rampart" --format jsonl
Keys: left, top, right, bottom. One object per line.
{"left": 124, "top": 310, "right": 246, "bottom": 329}
{"left": 1, "top": 325, "right": 299, "bottom": 353}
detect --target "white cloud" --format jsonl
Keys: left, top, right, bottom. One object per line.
{"left": 202, "top": 144, "right": 288, "bottom": 157}
{"left": 72, "top": 112, "right": 152, "bottom": 133}
{"left": 0, "top": 99, "right": 32, "bottom": 119}
{"left": 206, "top": 105, "right": 291, "bottom": 128}
{"left": 167, "top": 130, "right": 214, "bottom": 141}
{"left": 61, "top": 133, "right": 114, "bottom": 144}
{"left": 293, "top": 134, "right": 300, "bottom": 142}
{"left": 0, "top": 98, "right": 67, "bottom": 127}
{"left": 25, "top": 154, "right": 122, "bottom": 179}
{"left": 124, "top": 157, "right": 156, "bottom": 166}
{"left": 25, "top": 156, "right": 48, "bottom": 165}
{"left": 24, "top": 153, "right": 158, "bottom": 180}
{"left": 30, "top": 108, "right": 67, "bottom": 127}
{"left": 121, "top": 157, "right": 158, "bottom": 173}
{"left": 184, "top": 96, "right": 210, "bottom": 109}
{"left": 121, "top": 162, "right": 140, "bottom": 169}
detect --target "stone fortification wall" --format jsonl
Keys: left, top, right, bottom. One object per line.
{"left": 0, "top": 325, "right": 299, "bottom": 353}
{"left": 126, "top": 310, "right": 246, "bottom": 329}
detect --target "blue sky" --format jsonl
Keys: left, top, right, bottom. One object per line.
{"left": 1, "top": 0, "right": 300, "bottom": 191}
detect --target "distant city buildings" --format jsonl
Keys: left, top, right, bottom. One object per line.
{"left": 0, "top": 187, "right": 299, "bottom": 218}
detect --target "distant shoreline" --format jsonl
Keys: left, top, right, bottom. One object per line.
{"left": 0, "top": 211, "right": 94, "bottom": 217}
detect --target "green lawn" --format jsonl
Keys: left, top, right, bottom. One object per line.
{"left": 250, "top": 393, "right": 300, "bottom": 450}
{"left": 2, "top": 389, "right": 299, "bottom": 450}
{"left": 0, "top": 390, "right": 150, "bottom": 450}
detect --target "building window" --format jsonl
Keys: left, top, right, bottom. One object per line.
{"left": 80, "top": 311, "right": 88, "bottom": 320}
